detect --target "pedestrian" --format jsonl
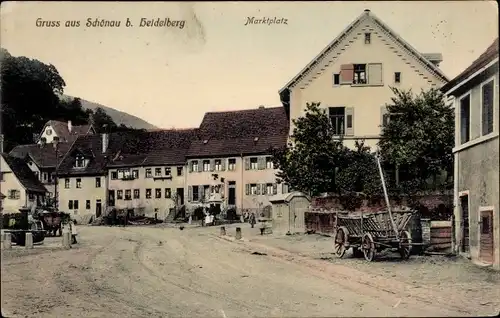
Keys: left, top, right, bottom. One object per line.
{"left": 250, "top": 213, "right": 256, "bottom": 228}
{"left": 71, "top": 219, "right": 78, "bottom": 244}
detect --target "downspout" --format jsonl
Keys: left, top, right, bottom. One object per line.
{"left": 453, "top": 151, "right": 459, "bottom": 254}
{"left": 240, "top": 152, "right": 244, "bottom": 216}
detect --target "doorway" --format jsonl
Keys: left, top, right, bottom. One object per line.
{"left": 177, "top": 188, "right": 184, "bottom": 205}
{"left": 228, "top": 181, "right": 236, "bottom": 206}
{"left": 460, "top": 194, "right": 470, "bottom": 253}
{"left": 108, "top": 190, "right": 115, "bottom": 207}
{"left": 479, "top": 210, "right": 494, "bottom": 264}
{"left": 96, "top": 200, "right": 102, "bottom": 218}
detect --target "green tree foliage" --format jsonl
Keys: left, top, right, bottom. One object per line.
{"left": 0, "top": 48, "right": 141, "bottom": 151}
{"left": 271, "top": 103, "right": 382, "bottom": 197}
{"left": 378, "top": 87, "right": 454, "bottom": 194}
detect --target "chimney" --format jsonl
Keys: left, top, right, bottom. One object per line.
{"left": 102, "top": 133, "right": 109, "bottom": 154}
{"left": 0, "top": 134, "right": 4, "bottom": 153}
{"left": 68, "top": 120, "right": 72, "bottom": 133}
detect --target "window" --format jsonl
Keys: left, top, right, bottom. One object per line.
{"left": 145, "top": 168, "right": 152, "bottom": 178}
{"left": 46, "top": 128, "right": 52, "bottom": 135}
{"left": 203, "top": 160, "right": 210, "bottom": 172}
{"left": 42, "top": 172, "right": 47, "bottom": 182}
{"left": 133, "top": 189, "right": 140, "bottom": 199}
{"left": 117, "top": 170, "right": 124, "bottom": 179}
{"left": 460, "top": 94, "right": 471, "bottom": 144}
{"left": 125, "top": 190, "right": 132, "bottom": 200}
{"left": 265, "top": 157, "right": 274, "bottom": 169}
{"left": 250, "top": 184, "right": 258, "bottom": 195}
{"left": 364, "top": 32, "right": 371, "bottom": 44}
{"left": 250, "top": 157, "right": 258, "bottom": 170}
{"left": 482, "top": 79, "right": 494, "bottom": 136}
{"left": 329, "top": 107, "right": 345, "bottom": 135}
{"left": 8, "top": 190, "right": 20, "bottom": 199}
{"left": 177, "top": 167, "right": 183, "bottom": 176}
{"left": 95, "top": 177, "right": 101, "bottom": 188}
{"left": 165, "top": 188, "right": 171, "bottom": 198}
{"left": 192, "top": 186, "right": 199, "bottom": 201}
{"left": 214, "top": 159, "right": 222, "bottom": 171}
{"left": 28, "top": 193, "right": 35, "bottom": 201}
{"left": 228, "top": 159, "right": 236, "bottom": 171}
{"left": 86, "top": 200, "right": 91, "bottom": 209}
{"left": 155, "top": 188, "right": 161, "bottom": 198}
{"left": 394, "top": 72, "right": 401, "bottom": 83}
{"left": 266, "top": 183, "right": 273, "bottom": 195}
{"left": 117, "top": 190, "right": 123, "bottom": 200}
{"left": 69, "top": 200, "right": 79, "bottom": 210}
{"left": 192, "top": 161, "right": 199, "bottom": 172}
{"left": 203, "top": 185, "right": 210, "bottom": 200}
{"left": 65, "top": 178, "right": 70, "bottom": 188}
{"left": 282, "top": 183, "right": 289, "bottom": 194}
{"left": 76, "top": 178, "right": 82, "bottom": 188}
{"left": 333, "top": 73, "right": 340, "bottom": 86}
{"left": 111, "top": 171, "right": 118, "bottom": 180}
{"left": 481, "top": 215, "right": 491, "bottom": 234}
{"left": 165, "top": 167, "right": 171, "bottom": 176}
{"left": 53, "top": 136, "right": 60, "bottom": 143}
{"left": 132, "top": 169, "right": 139, "bottom": 179}
{"left": 155, "top": 168, "right": 161, "bottom": 177}
{"left": 75, "top": 155, "right": 85, "bottom": 168}
{"left": 146, "top": 189, "right": 152, "bottom": 199}
{"left": 353, "top": 64, "right": 367, "bottom": 84}
{"left": 48, "top": 173, "right": 53, "bottom": 183}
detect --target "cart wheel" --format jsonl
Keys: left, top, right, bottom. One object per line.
{"left": 361, "top": 233, "right": 376, "bottom": 262}
{"left": 398, "top": 230, "right": 412, "bottom": 260}
{"left": 333, "top": 227, "right": 348, "bottom": 258}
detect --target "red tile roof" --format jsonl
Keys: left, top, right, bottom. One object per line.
{"left": 41, "top": 120, "right": 93, "bottom": 143}
{"left": 187, "top": 107, "right": 289, "bottom": 157}
{"left": 9, "top": 143, "right": 72, "bottom": 168}
{"left": 1, "top": 153, "right": 47, "bottom": 193}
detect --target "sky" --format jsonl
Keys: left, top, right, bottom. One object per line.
{"left": 1, "top": 1, "right": 498, "bottom": 129}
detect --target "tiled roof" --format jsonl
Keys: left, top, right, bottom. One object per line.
{"left": 41, "top": 120, "right": 93, "bottom": 143}
{"left": 1, "top": 153, "right": 47, "bottom": 193}
{"left": 187, "top": 107, "right": 289, "bottom": 157}
{"left": 441, "top": 38, "right": 499, "bottom": 94}
{"left": 9, "top": 143, "right": 72, "bottom": 168}
{"left": 57, "top": 129, "right": 199, "bottom": 175}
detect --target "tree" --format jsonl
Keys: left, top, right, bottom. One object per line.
{"left": 271, "top": 102, "right": 346, "bottom": 196}
{"left": 1, "top": 48, "right": 67, "bottom": 149}
{"left": 378, "top": 87, "right": 454, "bottom": 194}
{"left": 90, "top": 107, "right": 117, "bottom": 133}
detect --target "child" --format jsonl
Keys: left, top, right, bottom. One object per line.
{"left": 71, "top": 220, "right": 78, "bottom": 244}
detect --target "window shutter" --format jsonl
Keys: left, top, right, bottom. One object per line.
{"left": 262, "top": 183, "right": 267, "bottom": 195}
{"left": 189, "top": 161, "right": 193, "bottom": 173}
{"left": 210, "top": 159, "right": 215, "bottom": 172}
{"left": 198, "top": 162, "right": 202, "bottom": 173}
{"left": 258, "top": 157, "right": 265, "bottom": 170}
{"left": 210, "top": 185, "right": 213, "bottom": 194}
{"left": 220, "top": 184, "right": 225, "bottom": 198}
{"left": 198, "top": 185, "right": 204, "bottom": 200}
{"left": 340, "top": 64, "right": 354, "bottom": 84}
{"left": 188, "top": 186, "right": 192, "bottom": 202}
{"left": 221, "top": 159, "right": 226, "bottom": 171}
{"left": 367, "top": 63, "right": 383, "bottom": 85}
{"left": 245, "top": 184, "right": 250, "bottom": 195}
{"left": 256, "top": 184, "right": 261, "bottom": 195}
{"left": 345, "top": 107, "right": 354, "bottom": 136}
{"left": 273, "top": 183, "right": 277, "bottom": 195}
{"left": 244, "top": 158, "right": 250, "bottom": 170}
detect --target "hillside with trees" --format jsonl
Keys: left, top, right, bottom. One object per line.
{"left": 0, "top": 48, "right": 152, "bottom": 152}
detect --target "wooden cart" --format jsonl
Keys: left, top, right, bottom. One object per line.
{"left": 333, "top": 209, "right": 415, "bottom": 261}
{"left": 332, "top": 150, "right": 417, "bottom": 262}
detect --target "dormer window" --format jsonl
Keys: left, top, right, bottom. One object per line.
{"left": 203, "top": 139, "right": 208, "bottom": 144}
{"left": 75, "top": 155, "right": 85, "bottom": 168}
{"left": 254, "top": 137, "right": 259, "bottom": 142}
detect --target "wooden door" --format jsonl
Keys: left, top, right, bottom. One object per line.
{"left": 460, "top": 195, "right": 470, "bottom": 253}
{"left": 96, "top": 200, "right": 102, "bottom": 218}
{"left": 479, "top": 210, "right": 494, "bottom": 264}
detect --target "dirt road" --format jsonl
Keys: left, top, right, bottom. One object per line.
{"left": 0, "top": 225, "right": 494, "bottom": 317}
